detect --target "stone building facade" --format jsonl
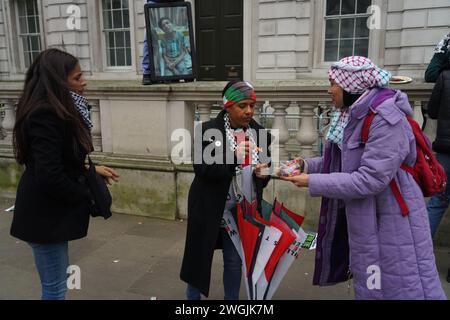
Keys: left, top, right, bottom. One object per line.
{"left": 0, "top": 0, "right": 449, "bottom": 81}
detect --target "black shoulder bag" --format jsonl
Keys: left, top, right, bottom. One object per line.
{"left": 86, "top": 156, "right": 112, "bottom": 219}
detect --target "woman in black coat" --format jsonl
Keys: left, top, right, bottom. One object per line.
{"left": 10, "top": 49, "right": 118, "bottom": 300}
{"left": 180, "top": 81, "right": 272, "bottom": 299}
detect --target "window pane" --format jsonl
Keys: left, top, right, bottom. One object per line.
{"left": 31, "top": 50, "right": 39, "bottom": 63}
{"left": 123, "top": 9, "right": 130, "bottom": 28}
{"left": 17, "top": 0, "right": 25, "bottom": 17}
{"left": 108, "top": 48, "right": 115, "bottom": 66}
{"left": 27, "top": 16, "right": 36, "bottom": 33}
{"left": 107, "top": 32, "right": 115, "bottom": 49}
{"left": 355, "top": 17, "right": 369, "bottom": 37}
{"left": 341, "top": 0, "right": 356, "bottom": 15}
{"left": 113, "top": 10, "right": 123, "bottom": 28}
{"left": 125, "top": 32, "right": 130, "bottom": 47}
{"left": 112, "top": 0, "right": 121, "bottom": 10}
{"left": 325, "top": 19, "right": 339, "bottom": 39}
{"left": 357, "top": 0, "right": 372, "bottom": 13}
{"left": 103, "top": 9, "right": 112, "bottom": 29}
{"left": 326, "top": 0, "right": 340, "bottom": 15}
{"left": 325, "top": 40, "right": 339, "bottom": 62}
{"left": 339, "top": 39, "right": 354, "bottom": 59}
{"left": 116, "top": 48, "right": 125, "bottom": 66}
{"left": 115, "top": 31, "right": 125, "bottom": 47}
{"left": 354, "top": 39, "right": 369, "bottom": 57}
{"left": 122, "top": 0, "right": 129, "bottom": 9}
{"left": 340, "top": 18, "right": 354, "bottom": 39}
{"left": 26, "top": 1, "right": 35, "bottom": 15}
{"left": 126, "top": 48, "right": 131, "bottom": 66}
{"left": 102, "top": 0, "right": 110, "bottom": 10}
{"left": 30, "top": 35, "right": 39, "bottom": 51}
{"left": 22, "top": 37, "right": 29, "bottom": 54}
{"left": 19, "top": 17, "right": 27, "bottom": 33}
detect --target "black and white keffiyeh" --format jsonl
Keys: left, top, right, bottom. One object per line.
{"left": 434, "top": 34, "right": 450, "bottom": 54}
{"left": 70, "top": 91, "right": 93, "bottom": 130}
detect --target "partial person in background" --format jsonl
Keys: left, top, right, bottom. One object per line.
{"left": 425, "top": 55, "right": 450, "bottom": 283}
{"left": 142, "top": 0, "right": 185, "bottom": 85}
{"left": 425, "top": 33, "right": 450, "bottom": 83}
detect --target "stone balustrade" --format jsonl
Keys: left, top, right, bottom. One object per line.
{"left": 1, "top": 80, "right": 447, "bottom": 246}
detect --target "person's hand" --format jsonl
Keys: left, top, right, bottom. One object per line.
{"left": 280, "top": 173, "right": 309, "bottom": 188}
{"left": 255, "top": 163, "right": 270, "bottom": 179}
{"left": 95, "top": 165, "right": 120, "bottom": 185}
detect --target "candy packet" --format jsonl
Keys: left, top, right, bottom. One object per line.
{"left": 276, "top": 157, "right": 307, "bottom": 177}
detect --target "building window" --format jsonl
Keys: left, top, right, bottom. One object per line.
{"left": 102, "top": 0, "right": 132, "bottom": 67}
{"left": 324, "top": 0, "right": 372, "bottom": 62}
{"left": 17, "top": 0, "right": 42, "bottom": 68}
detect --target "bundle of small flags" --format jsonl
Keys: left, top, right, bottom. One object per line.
{"left": 223, "top": 197, "right": 317, "bottom": 300}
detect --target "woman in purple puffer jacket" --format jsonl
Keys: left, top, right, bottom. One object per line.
{"left": 282, "top": 56, "right": 446, "bottom": 300}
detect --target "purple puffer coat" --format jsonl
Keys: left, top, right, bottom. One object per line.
{"left": 306, "top": 88, "right": 447, "bottom": 300}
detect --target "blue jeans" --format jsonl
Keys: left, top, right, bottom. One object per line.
{"left": 186, "top": 228, "right": 242, "bottom": 300}
{"left": 28, "top": 242, "right": 69, "bottom": 300}
{"left": 426, "top": 152, "right": 450, "bottom": 237}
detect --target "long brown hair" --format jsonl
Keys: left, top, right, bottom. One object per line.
{"left": 13, "top": 49, "right": 93, "bottom": 164}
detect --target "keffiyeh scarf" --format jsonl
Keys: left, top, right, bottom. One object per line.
{"left": 70, "top": 91, "right": 93, "bottom": 130}
{"left": 434, "top": 34, "right": 450, "bottom": 54}
{"left": 328, "top": 56, "right": 391, "bottom": 94}
{"left": 326, "top": 109, "right": 350, "bottom": 148}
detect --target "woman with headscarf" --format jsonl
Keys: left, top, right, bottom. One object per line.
{"left": 180, "top": 80, "right": 271, "bottom": 300}
{"left": 282, "top": 56, "right": 446, "bottom": 299}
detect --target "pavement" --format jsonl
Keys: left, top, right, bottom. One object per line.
{"left": 0, "top": 196, "right": 449, "bottom": 300}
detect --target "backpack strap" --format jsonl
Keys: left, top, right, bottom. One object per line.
{"left": 389, "top": 180, "right": 410, "bottom": 217}
{"left": 361, "top": 110, "right": 376, "bottom": 144}
{"left": 360, "top": 94, "right": 410, "bottom": 217}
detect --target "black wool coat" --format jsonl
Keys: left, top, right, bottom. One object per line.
{"left": 427, "top": 69, "right": 450, "bottom": 154}
{"left": 180, "top": 109, "right": 271, "bottom": 297}
{"left": 11, "top": 105, "right": 92, "bottom": 243}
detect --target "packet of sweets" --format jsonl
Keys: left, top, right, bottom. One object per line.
{"left": 278, "top": 158, "right": 306, "bottom": 177}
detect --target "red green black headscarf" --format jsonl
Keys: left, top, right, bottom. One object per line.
{"left": 222, "top": 81, "right": 257, "bottom": 108}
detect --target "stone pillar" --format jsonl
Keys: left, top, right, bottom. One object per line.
{"left": 297, "top": 103, "right": 318, "bottom": 157}
{"left": 253, "top": 102, "right": 264, "bottom": 124}
{"left": 1, "top": 99, "right": 15, "bottom": 146}
{"left": 271, "top": 103, "right": 290, "bottom": 162}
{"left": 90, "top": 100, "right": 102, "bottom": 152}
{"left": 197, "top": 102, "right": 212, "bottom": 122}
{"left": 412, "top": 100, "right": 424, "bottom": 129}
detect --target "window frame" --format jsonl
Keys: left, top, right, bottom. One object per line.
{"left": 13, "top": 0, "right": 45, "bottom": 72}
{"left": 323, "top": 0, "right": 372, "bottom": 62}
{"left": 312, "top": 0, "right": 386, "bottom": 71}
{"left": 99, "top": 0, "right": 136, "bottom": 71}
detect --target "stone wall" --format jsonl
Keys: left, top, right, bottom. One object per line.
{"left": 256, "top": 0, "right": 312, "bottom": 80}
{"left": 43, "top": 0, "right": 92, "bottom": 72}
{"left": 0, "top": 2, "right": 8, "bottom": 77}
{"left": 385, "top": 0, "right": 450, "bottom": 78}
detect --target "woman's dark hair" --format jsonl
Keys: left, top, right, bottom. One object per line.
{"left": 343, "top": 90, "right": 362, "bottom": 108}
{"left": 222, "top": 79, "right": 241, "bottom": 97}
{"left": 13, "top": 48, "right": 93, "bottom": 164}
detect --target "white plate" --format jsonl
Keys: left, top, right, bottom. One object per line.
{"left": 391, "top": 76, "right": 413, "bottom": 84}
